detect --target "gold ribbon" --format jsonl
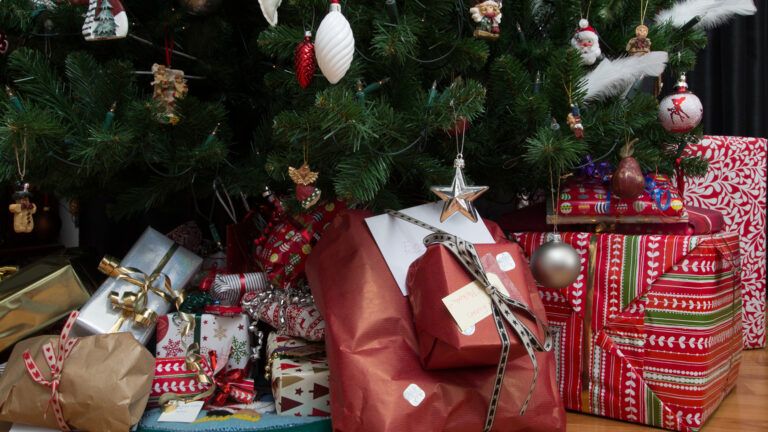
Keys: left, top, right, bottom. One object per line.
{"left": 99, "top": 254, "right": 187, "bottom": 333}
{"left": 158, "top": 343, "right": 217, "bottom": 411}
{"left": 0, "top": 266, "right": 18, "bottom": 281}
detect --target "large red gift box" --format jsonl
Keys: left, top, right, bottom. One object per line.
{"left": 514, "top": 231, "right": 743, "bottom": 431}
{"left": 681, "top": 136, "right": 767, "bottom": 349}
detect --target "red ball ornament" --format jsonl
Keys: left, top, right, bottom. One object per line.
{"left": 658, "top": 74, "right": 703, "bottom": 134}
{"left": 447, "top": 116, "right": 470, "bottom": 136}
{"left": 294, "top": 31, "right": 317, "bottom": 89}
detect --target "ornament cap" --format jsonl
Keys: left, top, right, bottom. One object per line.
{"left": 546, "top": 232, "right": 563, "bottom": 243}
{"left": 453, "top": 156, "right": 466, "bottom": 169}
{"left": 304, "top": 30, "right": 312, "bottom": 38}
{"left": 329, "top": 1, "right": 341, "bottom": 12}
{"left": 674, "top": 74, "right": 689, "bottom": 93}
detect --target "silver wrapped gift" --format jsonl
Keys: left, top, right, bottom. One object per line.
{"left": 73, "top": 227, "right": 203, "bottom": 344}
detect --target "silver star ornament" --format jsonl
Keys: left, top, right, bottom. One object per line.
{"left": 431, "top": 156, "right": 489, "bottom": 223}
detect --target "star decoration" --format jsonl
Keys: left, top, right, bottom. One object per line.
{"left": 431, "top": 156, "right": 489, "bottom": 223}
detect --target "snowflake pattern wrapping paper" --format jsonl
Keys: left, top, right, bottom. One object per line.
{"left": 681, "top": 136, "right": 767, "bottom": 349}
{"left": 156, "top": 313, "right": 252, "bottom": 372}
{"left": 514, "top": 231, "right": 743, "bottom": 432}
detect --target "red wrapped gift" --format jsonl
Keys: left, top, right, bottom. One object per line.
{"left": 514, "top": 231, "right": 743, "bottom": 431}
{"left": 681, "top": 136, "right": 767, "bottom": 348}
{"left": 149, "top": 356, "right": 215, "bottom": 407}
{"left": 500, "top": 203, "right": 723, "bottom": 235}
{"left": 305, "top": 211, "right": 565, "bottom": 432}
{"left": 210, "top": 272, "right": 271, "bottom": 305}
{"left": 549, "top": 175, "right": 687, "bottom": 224}
{"left": 407, "top": 241, "right": 548, "bottom": 370}
{"left": 242, "top": 290, "right": 325, "bottom": 342}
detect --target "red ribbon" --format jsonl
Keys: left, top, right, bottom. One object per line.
{"left": 207, "top": 351, "right": 255, "bottom": 407}
{"left": 22, "top": 311, "right": 81, "bottom": 431}
{"left": 199, "top": 268, "right": 220, "bottom": 291}
{"left": 675, "top": 157, "right": 686, "bottom": 199}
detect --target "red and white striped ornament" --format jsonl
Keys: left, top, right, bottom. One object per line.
{"left": 294, "top": 31, "right": 317, "bottom": 89}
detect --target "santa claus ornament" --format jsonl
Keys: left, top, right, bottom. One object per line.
{"left": 314, "top": 0, "right": 355, "bottom": 84}
{"left": 82, "top": 0, "right": 129, "bottom": 41}
{"left": 658, "top": 73, "right": 703, "bottom": 134}
{"left": 469, "top": 0, "right": 502, "bottom": 41}
{"left": 571, "top": 19, "right": 601, "bottom": 65}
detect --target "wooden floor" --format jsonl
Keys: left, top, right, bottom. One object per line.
{"left": 567, "top": 348, "right": 768, "bottom": 431}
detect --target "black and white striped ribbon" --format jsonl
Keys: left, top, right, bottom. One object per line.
{"left": 211, "top": 272, "right": 271, "bottom": 306}
{"left": 387, "top": 210, "right": 553, "bottom": 431}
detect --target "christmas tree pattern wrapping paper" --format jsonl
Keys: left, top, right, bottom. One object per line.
{"left": 548, "top": 176, "right": 688, "bottom": 225}
{"left": 514, "top": 231, "right": 743, "bottom": 432}
{"left": 156, "top": 312, "right": 252, "bottom": 372}
{"left": 681, "top": 136, "right": 767, "bottom": 349}
{"left": 266, "top": 333, "right": 330, "bottom": 417}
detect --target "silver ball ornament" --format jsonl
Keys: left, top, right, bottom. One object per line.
{"left": 530, "top": 233, "right": 581, "bottom": 289}
{"left": 658, "top": 74, "right": 703, "bottom": 134}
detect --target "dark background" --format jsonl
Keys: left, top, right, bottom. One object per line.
{"left": 690, "top": 5, "right": 767, "bottom": 138}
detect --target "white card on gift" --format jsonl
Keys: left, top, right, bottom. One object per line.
{"left": 365, "top": 202, "right": 495, "bottom": 296}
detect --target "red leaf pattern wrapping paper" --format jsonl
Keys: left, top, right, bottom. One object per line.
{"left": 682, "top": 136, "right": 767, "bottom": 349}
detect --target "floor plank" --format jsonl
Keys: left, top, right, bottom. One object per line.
{"left": 567, "top": 348, "right": 768, "bottom": 431}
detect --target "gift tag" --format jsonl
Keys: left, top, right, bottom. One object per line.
{"left": 157, "top": 401, "right": 205, "bottom": 423}
{"left": 442, "top": 272, "right": 510, "bottom": 332}
{"left": 496, "top": 252, "right": 516, "bottom": 271}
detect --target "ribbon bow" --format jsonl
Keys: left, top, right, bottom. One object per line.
{"left": 644, "top": 175, "right": 672, "bottom": 211}
{"left": 99, "top": 255, "right": 185, "bottom": 333}
{"left": 387, "top": 210, "right": 553, "bottom": 432}
{"left": 579, "top": 155, "right": 613, "bottom": 183}
{"left": 207, "top": 351, "right": 256, "bottom": 406}
{"left": 22, "top": 311, "right": 81, "bottom": 431}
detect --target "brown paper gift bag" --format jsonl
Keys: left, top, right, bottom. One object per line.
{"left": 0, "top": 312, "right": 154, "bottom": 431}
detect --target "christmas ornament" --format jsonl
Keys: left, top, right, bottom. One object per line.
{"left": 611, "top": 138, "right": 645, "bottom": 198}
{"left": 258, "top": 0, "right": 282, "bottom": 26}
{"left": 9, "top": 183, "right": 36, "bottom": 234}
{"left": 583, "top": 51, "right": 668, "bottom": 102}
{"left": 294, "top": 31, "right": 316, "bottom": 89}
{"left": 571, "top": 19, "right": 601, "bottom": 65}
{"left": 431, "top": 155, "right": 489, "bottom": 223}
{"left": 530, "top": 233, "right": 581, "bottom": 289}
{"left": 177, "top": 0, "right": 223, "bottom": 15}
{"left": 288, "top": 163, "right": 322, "bottom": 209}
{"left": 0, "top": 30, "right": 9, "bottom": 56}
{"left": 658, "top": 73, "right": 703, "bottom": 133}
{"left": 446, "top": 116, "right": 471, "bottom": 137}
{"left": 626, "top": 24, "right": 651, "bottom": 55}
{"left": 314, "top": 0, "right": 355, "bottom": 84}
{"left": 566, "top": 104, "right": 584, "bottom": 139}
{"left": 656, "top": 0, "right": 756, "bottom": 31}
{"left": 82, "top": 0, "right": 129, "bottom": 41}
{"left": 151, "top": 63, "right": 188, "bottom": 125}
{"left": 469, "top": 0, "right": 502, "bottom": 41}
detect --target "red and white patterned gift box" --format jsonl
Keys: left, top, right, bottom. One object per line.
{"left": 149, "top": 356, "right": 214, "bottom": 407}
{"left": 682, "top": 136, "right": 767, "bottom": 349}
{"left": 266, "top": 333, "right": 330, "bottom": 417}
{"left": 514, "top": 231, "right": 743, "bottom": 432}
{"left": 156, "top": 313, "right": 252, "bottom": 372}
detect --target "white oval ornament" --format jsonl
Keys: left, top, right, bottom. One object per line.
{"left": 314, "top": 1, "right": 355, "bottom": 84}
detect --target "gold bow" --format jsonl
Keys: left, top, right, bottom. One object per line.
{"left": 99, "top": 256, "right": 186, "bottom": 333}
{"left": 158, "top": 343, "right": 217, "bottom": 411}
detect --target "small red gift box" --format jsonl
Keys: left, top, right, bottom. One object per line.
{"left": 407, "top": 241, "right": 547, "bottom": 370}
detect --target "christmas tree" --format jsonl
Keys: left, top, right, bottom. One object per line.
{"left": 0, "top": 0, "right": 757, "bottom": 219}
{"left": 93, "top": 0, "right": 117, "bottom": 38}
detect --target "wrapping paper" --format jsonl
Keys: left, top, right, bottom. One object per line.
{"left": 304, "top": 211, "right": 565, "bottom": 432}
{"left": 149, "top": 356, "right": 214, "bottom": 407}
{"left": 407, "top": 242, "right": 547, "bottom": 370}
{"left": 266, "top": 333, "right": 330, "bottom": 417}
{"left": 156, "top": 312, "right": 251, "bottom": 372}
{"left": 0, "top": 331, "right": 154, "bottom": 431}
{"left": 210, "top": 272, "right": 271, "bottom": 306}
{"left": 514, "top": 231, "right": 743, "bottom": 431}
{"left": 548, "top": 176, "right": 688, "bottom": 224}
{"left": 682, "top": 136, "right": 767, "bottom": 348}
{"left": 243, "top": 291, "right": 325, "bottom": 342}
{"left": 74, "top": 227, "right": 203, "bottom": 344}
{"left": 0, "top": 256, "right": 90, "bottom": 353}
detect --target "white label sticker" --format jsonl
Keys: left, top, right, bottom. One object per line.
{"left": 403, "top": 383, "right": 426, "bottom": 407}
{"left": 157, "top": 401, "right": 205, "bottom": 423}
{"left": 496, "top": 252, "right": 516, "bottom": 271}
{"left": 442, "top": 273, "right": 509, "bottom": 332}
{"left": 461, "top": 325, "right": 476, "bottom": 336}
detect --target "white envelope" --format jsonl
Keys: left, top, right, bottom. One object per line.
{"left": 365, "top": 202, "right": 495, "bottom": 296}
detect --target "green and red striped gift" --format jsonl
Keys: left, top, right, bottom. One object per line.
{"left": 514, "top": 231, "right": 742, "bottom": 431}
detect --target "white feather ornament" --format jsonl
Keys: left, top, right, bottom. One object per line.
{"left": 315, "top": 0, "right": 355, "bottom": 84}
{"left": 656, "top": 0, "right": 756, "bottom": 30}
{"left": 583, "top": 52, "right": 668, "bottom": 103}
{"left": 258, "top": 0, "right": 282, "bottom": 27}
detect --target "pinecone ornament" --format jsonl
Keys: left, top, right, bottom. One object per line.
{"left": 295, "top": 31, "right": 317, "bottom": 89}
